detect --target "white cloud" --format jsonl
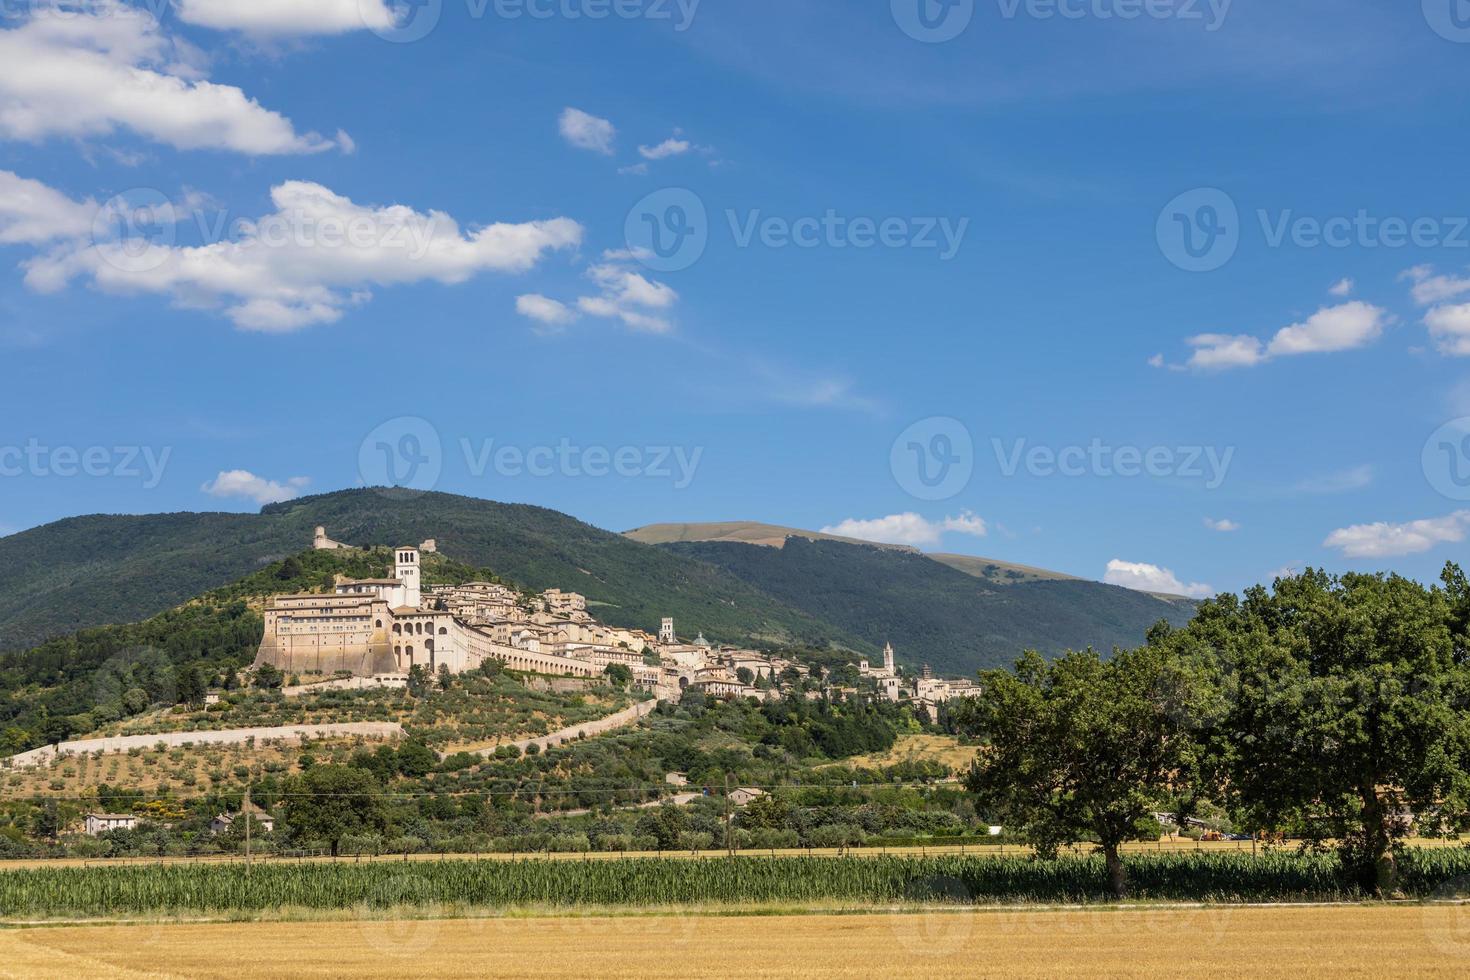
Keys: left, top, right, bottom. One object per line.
{"left": 22, "top": 178, "right": 583, "bottom": 331}
{"left": 1104, "top": 559, "right": 1213, "bottom": 599}
{"left": 0, "top": 170, "right": 96, "bottom": 245}
{"left": 1285, "top": 464, "right": 1374, "bottom": 496}
{"left": 559, "top": 107, "right": 615, "bottom": 155}
{"left": 1424, "top": 304, "right": 1470, "bottom": 357}
{"left": 1402, "top": 265, "right": 1470, "bottom": 307}
{"left": 639, "top": 137, "right": 692, "bottom": 160}
{"left": 1176, "top": 302, "right": 1389, "bottom": 371}
{"left": 618, "top": 162, "right": 650, "bottom": 176}
{"left": 1328, "top": 277, "right": 1354, "bottom": 297}
{"left": 573, "top": 254, "right": 678, "bottom": 333}
{"left": 202, "top": 469, "right": 309, "bottom": 506}
{"left": 1265, "top": 301, "right": 1387, "bottom": 357}
{"left": 0, "top": 2, "right": 345, "bottom": 155}
{"left": 1204, "top": 517, "right": 1241, "bottom": 532}
{"left": 1186, "top": 333, "right": 1266, "bottom": 371}
{"left": 821, "top": 511, "right": 988, "bottom": 549}
{"left": 516, "top": 293, "right": 578, "bottom": 329}
{"left": 1324, "top": 510, "right": 1470, "bottom": 559}
{"left": 176, "top": 0, "right": 397, "bottom": 35}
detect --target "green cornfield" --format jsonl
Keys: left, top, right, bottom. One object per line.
{"left": 3, "top": 850, "right": 1470, "bottom": 917}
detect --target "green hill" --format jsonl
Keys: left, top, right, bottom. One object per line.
{"left": 0, "top": 490, "right": 860, "bottom": 656}
{"left": 658, "top": 537, "right": 1195, "bottom": 676}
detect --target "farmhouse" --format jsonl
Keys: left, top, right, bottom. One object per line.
{"left": 84, "top": 813, "right": 137, "bottom": 836}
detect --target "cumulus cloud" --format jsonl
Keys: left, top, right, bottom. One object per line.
{"left": 1266, "top": 301, "right": 1387, "bottom": 356}
{"left": 1104, "top": 560, "right": 1213, "bottom": 599}
{"left": 1204, "top": 517, "right": 1241, "bottom": 532}
{"left": 202, "top": 469, "right": 308, "bottom": 506}
{"left": 176, "top": 0, "right": 397, "bottom": 35}
{"left": 1423, "top": 304, "right": 1470, "bottom": 357}
{"left": 1184, "top": 333, "right": 1266, "bottom": 371}
{"left": 574, "top": 253, "right": 679, "bottom": 333}
{"left": 0, "top": 2, "right": 345, "bottom": 155}
{"left": 821, "top": 511, "right": 988, "bottom": 549}
{"left": 1328, "top": 277, "right": 1354, "bottom": 298}
{"left": 1323, "top": 510, "right": 1470, "bottom": 559}
{"left": 1168, "top": 302, "right": 1389, "bottom": 371}
{"left": 0, "top": 170, "right": 96, "bottom": 245}
{"left": 20, "top": 178, "right": 583, "bottom": 331}
{"left": 1402, "top": 265, "right": 1470, "bottom": 307}
{"left": 559, "top": 107, "right": 615, "bottom": 155}
{"left": 516, "top": 293, "right": 578, "bottom": 329}
{"left": 639, "top": 137, "right": 692, "bottom": 160}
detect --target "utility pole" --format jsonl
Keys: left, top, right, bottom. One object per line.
{"left": 724, "top": 772, "right": 734, "bottom": 857}
{"left": 244, "top": 782, "right": 253, "bottom": 877}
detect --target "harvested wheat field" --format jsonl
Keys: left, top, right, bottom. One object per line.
{"left": 3, "top": 905, "right": 1470, "bottom": 978}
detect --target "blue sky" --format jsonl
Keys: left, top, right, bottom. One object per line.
{"left": 3, "top": 0, "right": 1470, "bottom": 598}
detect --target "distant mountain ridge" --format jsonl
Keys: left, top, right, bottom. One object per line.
{"left": 656, "top": 536, "right": 1195, "bottom": 676}
{"left": 625, "top": 521, "right": 1089, "bottom": 587}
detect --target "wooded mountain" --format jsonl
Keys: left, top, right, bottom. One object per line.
{"left": 0, "top": 490, "right": 1193, "bottom": 677}
{"left": 657, "top": 537, "right": 1194, "bottom": 676}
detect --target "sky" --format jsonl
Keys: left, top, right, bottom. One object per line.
{"left": 3, "top": 0, "right": 1470, "bottom": 599}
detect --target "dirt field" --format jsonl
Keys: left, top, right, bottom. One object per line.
{"left": 2, "top": 905, "right": 1468, "bottom": 978}
{"left": 834, "top": 733, "right": 980, "bottom": 772}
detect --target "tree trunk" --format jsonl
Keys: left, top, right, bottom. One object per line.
{"left": 1103, "top": 843, "right": 1127, "bottom": 899}
{"left": 1359, "top": 788, "right": 1396, "bottom": 896}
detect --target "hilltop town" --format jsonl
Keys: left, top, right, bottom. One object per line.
{"left": 257, "top": 527, "right": 979, "bottom": 714}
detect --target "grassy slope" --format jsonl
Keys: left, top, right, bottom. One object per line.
{"left": 660, "top": 537, "right": 1193, "bottom": 675}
